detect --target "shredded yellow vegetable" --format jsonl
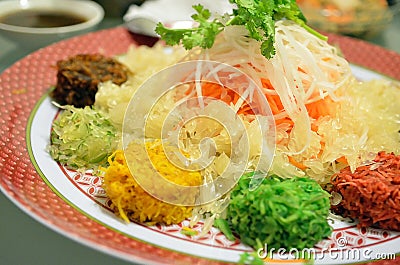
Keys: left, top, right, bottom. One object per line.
{"left": 102, "top": 140, "right": 202, "bottom": 224}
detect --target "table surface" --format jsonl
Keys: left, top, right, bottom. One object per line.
{"left": 1, "top": 13, "right": 400, "bottom": 265}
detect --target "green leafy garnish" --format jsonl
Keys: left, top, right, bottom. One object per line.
{"left": 226, "top": 174, "right": 332, "bottom": 250}
{"left": 155, "top": 0, "right": 327, "bottom": 59}
{"left": 156, "top": 4, "right": 223, "bottom": 51}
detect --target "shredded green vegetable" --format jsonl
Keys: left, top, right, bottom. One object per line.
{"left": 214, "top": 218, "right": 236, "bottom": 241}
{"left": 227, "top": 173, "right": 332, "bottom": 250}
{"left": 49, "top": 104, "right": 118, "bottom": 170}
{"left": 180, "top": 228, "right": 198, "bottom": 237}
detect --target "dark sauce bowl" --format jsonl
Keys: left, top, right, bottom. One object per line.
{"left": 0, "top": 0, "right": 104, "bottom": 50}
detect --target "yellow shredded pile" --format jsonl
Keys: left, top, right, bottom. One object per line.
{"left": 102, "top": 140, "right": 202, "bottom": 225}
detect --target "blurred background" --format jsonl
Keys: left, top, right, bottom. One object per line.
{"left": 297, "top": 0, "right": 400, "bottom": 38}
{"left": 95, "top": 0, "right": 400, "bottom": 42}
{"left": 0, "top": 0, "right": 399, "bottom": 74}
{"left": 93, "top": 0, "right": 145, "bottom": 17}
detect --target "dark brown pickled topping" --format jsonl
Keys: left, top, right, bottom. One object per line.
{"left": 50, "top": 54, "right": 131, "bottom": 108}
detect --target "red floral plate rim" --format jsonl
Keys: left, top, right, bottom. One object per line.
{"left": 0, "top": 27, "right": 399, "bottom": 265}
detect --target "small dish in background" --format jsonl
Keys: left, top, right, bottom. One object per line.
{"left": 297, "top": 0, "right": 400, "bottom": 38}
{"left": 0, "top": 0, "right": 104, "bottom": 50}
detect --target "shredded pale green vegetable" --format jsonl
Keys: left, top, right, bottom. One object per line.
{"left": 227, "top": 173, "right": 332, "bottom": 250}
{"left": 49, "top": 104, "right": 118, "bottom": 170}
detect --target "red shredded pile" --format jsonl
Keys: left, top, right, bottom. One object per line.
{"left": 331, "top": 151, "right": 400, "bottom": 231}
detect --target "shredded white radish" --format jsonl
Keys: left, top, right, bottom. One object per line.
{"left": 185, "top": 20, "right": 352, "bottom": 157}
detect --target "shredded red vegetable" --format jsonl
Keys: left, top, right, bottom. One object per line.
{"left": 331, "top": 151, "right": 400, "bottom": 231}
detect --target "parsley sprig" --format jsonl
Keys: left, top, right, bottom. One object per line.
{"left": 155, "top": 0, "right": 326, "bottom": 59}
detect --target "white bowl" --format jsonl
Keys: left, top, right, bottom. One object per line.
{"left": 0, "top": 0, "right": 104, "bottom": 50}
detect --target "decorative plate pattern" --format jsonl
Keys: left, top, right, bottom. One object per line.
{"left": 0, "top": 27, "right": 399, "bottom": 265}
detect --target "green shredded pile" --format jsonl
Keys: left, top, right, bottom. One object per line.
{"left": 49, "top": 104, "right": 118, "bottom": 170}
{"left": 226, "top": 173, "right": 332, "bottom": 250}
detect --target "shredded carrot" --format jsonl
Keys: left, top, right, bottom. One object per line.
{"left": 184, "top": 75, "right": 337, "bottom": 170}
{"left": 187, "top": 81, "right": 256, "bottom": 115}
{"left": 306, "top": 97, "right": 336, "bottom": 120}
{"left": 336, "top": 156, "right": 348, "bottom": 165}
{"left": 261, "top": 78, "right": 337, "bottom": 122}
{"left": 193, "top": 77, "right": 335, "bottom": 123}
{"left": 288, "top": 156, "right": 308, "bottom": 171}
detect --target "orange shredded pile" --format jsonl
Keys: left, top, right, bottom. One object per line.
{"left": 191, "top": 78, "right": 336, "bottom": 126}
{"left": 186, "top": 81, "right": 256, "bottom": 115}
{"left": 331, "top": 151, "right": 400, "bottom": 231}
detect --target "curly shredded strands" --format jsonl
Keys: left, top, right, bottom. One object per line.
{"left": 49, "top": 104, "right": 118, "bottom": 171}
{"left": 227, "top": 173, "right": 332, "bottom": 250}
{"left": 184, "top": 21, "right": 351, "bottom": 155}
{"left": 102, "top": 141, "right": 202, "bottom": 225}
{"left": 303, "top": 79, "right": 400, "bottom": 184}
{"left": 189, "top": 194, "right": 232, "bottom": 237}
{"left": 331, "top": 151, "right": 400, "bottom": 231}
{"left": 182, "top": 21, "right": 353, "bottom": 184}
{"left": 271, "top": 79, "right": 400, "bottom": 185}
{"left": 94, "top": 43, "right": 187, "bottom": 130}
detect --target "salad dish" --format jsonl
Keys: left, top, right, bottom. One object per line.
{"left": 1, "top": 1, "right": 400, "bottom": 264}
